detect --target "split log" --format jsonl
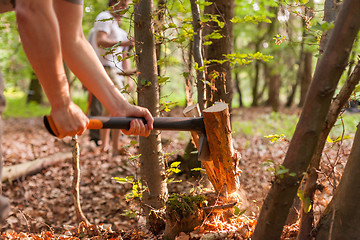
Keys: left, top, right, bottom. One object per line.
{"left": 202, "top": 102, "right": 240, "bottom": 194}
{"left": 2, "top": 152, "right": 72, "bottom": 182}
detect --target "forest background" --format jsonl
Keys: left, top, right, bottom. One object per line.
{"left": 0, "top": 0, "right": 360, "bottom": 239}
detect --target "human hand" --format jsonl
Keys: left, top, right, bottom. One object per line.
{"left": 50, "top": 102, "right": 89, "bottom": 138}
{"left": 118, "top": 104, "right": 153, "bottom": 137}
{"left": 121, "top": 38, "right": 134, "bottom": 49}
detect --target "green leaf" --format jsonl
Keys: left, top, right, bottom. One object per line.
{"left": 333, "top": 135, "right": 352, "bottom": 143}
{"left": 130, "top": 140, "right": 138, "bottom": 145}
{"left": 276, "top": 167, "right": 289, "bottom": 175}
{"left": 234, "top": 206, "right": 246, "bottom": 216}
{"left": 191, "top": 168, "right": 203, "bottom": 171}
{"left": 158, "top": 76, "right": 170, "bottom": 84}
{"left": 170, "top": 161, "right": 181, "bottom": 168}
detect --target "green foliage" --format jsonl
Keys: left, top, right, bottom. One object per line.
{"left": 166, "top": 161, "right": 182, "bottom": 184}
{"left": 265, "top": 134, "right": 287, "bottom": 143}
{"left": 232, "top": 112, "right": 298, "bottom": 139}
{"left": 166, "top": 193, "right": 207, "bottom": 217}
{"left": 263, "top": 160, "right": 296, "bottom": 179}
{"left": 234, "top": 206, "right": 247, "bottom": 216}
{"left": 297, "top": 190, "right": 312, "bottom": 213}
{"left": 3, "top": 88, "right": 50, "bottom": 118}
{"left": 113, "top": 175, "right": 147, "bottom": 200}
{"left": 231, "top": 15, "right": 272, "bottom": 24}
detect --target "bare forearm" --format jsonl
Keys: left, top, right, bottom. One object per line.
{"left": 62, "top": 35, "right": 131, "bottom": 114}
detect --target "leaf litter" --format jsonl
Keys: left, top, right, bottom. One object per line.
{"left": 0, "top": 107, "right": 355, "bottom": 239}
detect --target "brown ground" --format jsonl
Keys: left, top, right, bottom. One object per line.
{"left": 0, "top": 107, "right": 354, "bottom": 239}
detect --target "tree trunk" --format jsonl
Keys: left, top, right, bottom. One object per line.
{"left": 297, "top": 1, "right": 342, "bottom": 238}
{"left": 299, "top": 1, "right": 314, "bottom": 107}
{"left": 234, "top": 71, "right": 243, "bottom": 107}
{"left": 252, "top": 40, "right": 261, "bottom": 107}
{"left": 267, "top": 66, "right": 281, "bottom": 112}
{"left": 299, "top": 52, "right": 312, "bottom": 107}
{"left": 252, "top": 1, "right": 360, "bottom": 239}
{"left": 184, "top": 42, "right": 194, "bottom": 106}
{"left": 318, "top": 0, "right": 341, "bottom": 56}
{"left": 155, "top": 0, "right": 165, "bottom": 78}
{"left": 190, "top": 0, "right": 206, "bottom": 110}
{"left": 134, "top": 0, "right": 167, "bottom": 222}
{"left": 203, "top": 0, "right": 234, "bottom": 109}
{"left": 315, "top": 123, "right": 360, "bottom": 240}
{"left": 26, "top": 71, "right": 43, "bottom": 104}
{"left": 297, "top": 61, "right": 360, "bottom": 240}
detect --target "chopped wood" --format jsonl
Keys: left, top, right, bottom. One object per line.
{"left": 2, "top": 152, "right": 72, "bottom": 183}
{"left": 183, "top": 104, "right": 201, "bottom": 147}
{"left": 202, "top": 102, "right": 240, "bottom": 194}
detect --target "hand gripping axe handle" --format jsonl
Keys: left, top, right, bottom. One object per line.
{"left": 43, "top": 115, "right": 210, "bottom": 161}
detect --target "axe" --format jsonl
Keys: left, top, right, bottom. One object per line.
{"left": 43, "top": 115, "right": 210, "bottom": 161}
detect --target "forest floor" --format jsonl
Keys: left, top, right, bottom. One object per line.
{"left": 0, "top": 107, "right": 356, "bottom": 239}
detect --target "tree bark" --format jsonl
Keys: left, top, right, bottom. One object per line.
{"left": 267, "top": 67, "right": 281, "bottom": 112}
{"left": 315, "top": 123, "right": 360, "bottom": 240}
{"left": 299, "top": 52, "right": 312, "bottom": 107}
{"left": 190, "top": 0, "right": 206, "bottom": 110}
{"left": 297, "top": 61, "right": 360, "bottom": 240}
{"left": 72, "top": 135, "right": 90, "bottom": 225}
{"left": 134, "top": 0, "right": 167, "bottom": 221}
{"left": 299, "top": 1, "right": 314, "bottom": 108}
{"left": 27, "top": 71, "right": 43, "bottom": 104}
{"left": 202, "top": 102, "right": 240, "bottom": 194}
{"left": 203, "top": 0, "right": 234, "bottom": 109}
{"left": 252, "top": 1, "right": 360, "bottom": 239}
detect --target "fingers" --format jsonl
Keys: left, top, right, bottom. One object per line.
{"left": 50, "top": 102, "right": 89, "bottom": 138}
{"left": 122, "top": 118, "right": 151, "bottom": 137}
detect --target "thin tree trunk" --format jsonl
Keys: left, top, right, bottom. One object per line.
{"left": 268, "top": 72, "right": 281, "bottom": 112}
{"left": 27, "top": 71, "right": 43, "bottom": 104}
{"left": 252, "top": 40, "right": 261, "bottom": 107}
{"left": 299, "top": 1, "right": 314, "bottom": 107}
{"left": 190, "top": 0, "right": 206, "bottom": 110}
{"left": 297, "top": 1, "right": 342, "bottom": 238}
{"left": 134, "top": 0, "right": 167, "bottom": 222}
{"left": 253, "top": 1, "right": 360, "bottom": 239}
{"left": 184, "top": 42, "right": 194, "bottom": 106}
{"left": 203, "top": 0, "right": 234, "bottom": 109}
{"left": 297, "top": 61, "right": 360, "bottom": 240}
{"left": 72, "top": 135, "right": 90, "bottom": 225}
{"left": 299, "top": 52, "right": 312, "bottom": 107}
{"left": 315, "top": 123, "right": 360, "bottom": 239}
{"left": 234, "top": 71, "right": 243, "bottom": 107}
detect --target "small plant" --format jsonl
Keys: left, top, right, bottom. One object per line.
{"left": 263, "top": 160, "right": 296, "bottom": 179}
{"left": 113, "top": 175, "right": 147, "bottom": 201}
{"left": 166, "top": 161, "right": 182, "bottom": 184}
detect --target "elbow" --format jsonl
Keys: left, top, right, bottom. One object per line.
{"left": 15, "top": 4, "right": 34, "bottom": 26}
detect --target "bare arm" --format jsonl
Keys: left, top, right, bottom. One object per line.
{"left": 96, "top": 31, "right": 133, "bottom": 48}
{"left": 53, "top": 1, "right": 152, "bottom": 136}
{"left": 15, "top": 0, "right": 88, "bottom": 138}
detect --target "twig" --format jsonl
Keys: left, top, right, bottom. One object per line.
{"left": 72, "top": 135, "right": 90, "bottom": 225}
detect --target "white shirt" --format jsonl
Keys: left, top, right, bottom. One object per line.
{"left": 90, "top": 11, "right": 129, "bottom": 74}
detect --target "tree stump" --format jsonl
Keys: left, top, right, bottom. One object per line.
{"left": 202, "top": 102, "right": 240, "bottom": 194}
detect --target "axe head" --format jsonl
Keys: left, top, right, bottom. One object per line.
{"left": 198, "top": 133, "right": 211, "bottom": 161}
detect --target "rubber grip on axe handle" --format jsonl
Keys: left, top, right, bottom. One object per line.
{"left": 43, "top": 115, "right": 143, "bottom": 137}
{"left": 44, "top": 115, "right": 205, "bottom": 137}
